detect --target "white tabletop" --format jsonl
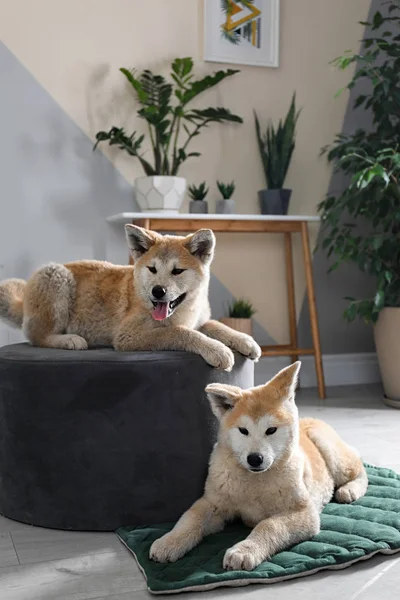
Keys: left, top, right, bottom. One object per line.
{"left": 107, "top": 212, "right": 320, "bottom": 223}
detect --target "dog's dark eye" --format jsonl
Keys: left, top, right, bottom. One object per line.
{"left": 148, "top": 266, "right": 157, "bottom": 274}
{"left": 172, "top": 268, "right": 185, "bottom": 276}
{"left": 266, "top": 427, "right": 277, "bottom": 436}
{"left": 238, "top": 427, "right": 249, "bottom": 436}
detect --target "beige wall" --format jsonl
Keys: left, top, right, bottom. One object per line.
{"left": 0, "top": 0, "right": 370, "bottom": 342}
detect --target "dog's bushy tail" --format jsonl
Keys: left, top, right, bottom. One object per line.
{"left": 0, "top": 279, "right": 26, "bottom": 328}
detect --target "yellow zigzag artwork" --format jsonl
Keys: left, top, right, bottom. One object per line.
{"left": 222, "top": 1, "right": 262, "bottom": 48}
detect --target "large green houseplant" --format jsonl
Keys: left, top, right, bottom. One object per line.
{"left": 254, "top": 93, "right": 300, "bottom": 215}
{"left": 94, "top": 57, "right": 242, "bottom": 213}
{"left": 318, "top": 1, "right": 400, "bottom": 406}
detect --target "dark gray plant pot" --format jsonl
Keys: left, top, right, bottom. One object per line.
{"left": 258, "top": 189, "right": 292, "bottom": 215}
{"left": 189, "top": 200, "right": 208, "bottom": 214}
{"left": 216, "top": 199, "right": 235, "bottom": 214}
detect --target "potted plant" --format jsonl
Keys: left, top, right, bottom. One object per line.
{"left": 188, "top": 182, "right": 209, "bottom": 214}
{"left": 221, "top": 298, "right": 256, "bottom": 335}
{"left": 216, "top": 181, "right": 236, "bottom": 214}
{"left": 254, "top": 94, "right": 300, "bottom": 215}
{"left": 94, "top": 57, "right": 242, "bottom": 213}
{"left": 318, "top": 1, "right": 400, "bottom": 408}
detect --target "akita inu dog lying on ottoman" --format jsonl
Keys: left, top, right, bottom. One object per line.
{"left": 150, "top": 362, "right": 368, "bottom": 571}
{"left": 0, "top": 226, "right": 261, "bottom": 370}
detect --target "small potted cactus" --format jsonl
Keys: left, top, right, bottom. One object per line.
{"left": 216, "top": 180, "right": 235, "bottom": 214}
{"left": 221, "top": 298, "right": 256, "bottom": 335}
{"left": 188, "top": 182, "right": 209, "bottom": 214}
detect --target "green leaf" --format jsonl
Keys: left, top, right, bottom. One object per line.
{"left": 181, "top": 69, "right": 240, "bottom": 105}
{"left": 372, "top": 11, "right": 384, "bottom": 30}
{"left": 374, "top": 290, "right": 385, "bottom": 309}
{"left": 345, "top": 303, "right": 357, "bottom": 322}
{"left": 119, "top": 68, "right": 148, "bottom": 104}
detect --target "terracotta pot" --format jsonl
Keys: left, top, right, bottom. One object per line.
{"left": 374, "top": 307, "right": 400, "bottom": 409}
{"left": 220, "top": 317, "right": 252, "bottom": 336}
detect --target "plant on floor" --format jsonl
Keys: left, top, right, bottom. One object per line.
{"left": 188, "top": 182, "right": 209, "bottom": 201}
{"left": 318, "top": 1, "right": 400, "bottom": 325}
{"left": 93, "top": 58, "right": 243, "bottom": 176}
{"left": 217, "top": 180, "right": 235, "bottom": 199}
{"left": 227, "top": 298, "right": 256, "bottom": 319}
{"left": 254, "top": 93, "right": 300, "bottom": 190}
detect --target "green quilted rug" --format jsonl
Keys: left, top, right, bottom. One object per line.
{"left": 117, "top": 464, "right": 400, "bottom": 594}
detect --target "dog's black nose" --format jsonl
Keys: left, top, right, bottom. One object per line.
{"left": 247, "top": 453, "right": 263, "bottom": 468}
{"left": 152, "top": 285, "right": 166, "bottom": 299}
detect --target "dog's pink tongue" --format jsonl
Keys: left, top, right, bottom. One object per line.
{"left": 152, "top": 302, "right": 170, "bottom": 321}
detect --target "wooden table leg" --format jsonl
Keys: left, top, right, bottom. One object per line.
{"left": 284, "top": 232, "right": 298, "bottom": 364}
{"left": 300, "top": 222, "right": 326, "bottom": 399}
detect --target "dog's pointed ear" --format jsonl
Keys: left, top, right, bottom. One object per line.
{"left": 267, "top": 361, "right": 301, "bottom": 400}
{"left": 205, "top": 383, "right": 243, "bottom": 420}
{"left": 125, "top": 225, "right": 157, "bottom": 261}
{"left": 184, "top": 229, "right": 215, "bottom": 265}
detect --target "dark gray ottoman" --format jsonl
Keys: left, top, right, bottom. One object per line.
{"left": 0, "top": 343, "right": 253, "bottom": 531}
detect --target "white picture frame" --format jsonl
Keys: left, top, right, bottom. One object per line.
{"left": 204, "top": 0, "right": 280, "bottom": 68}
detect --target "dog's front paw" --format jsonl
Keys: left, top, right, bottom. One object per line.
{"left": 223, "top": 540, "right": 265, "bottom": 571}
{"left": 202, "top": 340, "right": 235, "bottom": 371}
{"left": 149, "top": 533, "right": 187, "bottom": 564}
{"left": 232, "top": 334, "right": 262, "bottom": 362}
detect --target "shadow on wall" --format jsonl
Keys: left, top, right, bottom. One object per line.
{"left": 19, "top": 114, "right": 138, "bottom": 262}
{"left": 298, "top": 0, "right": 381, "bottom": 355}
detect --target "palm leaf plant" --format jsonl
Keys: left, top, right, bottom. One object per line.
{"left": 94, "top": 57, "right": 243, "bottom": 177}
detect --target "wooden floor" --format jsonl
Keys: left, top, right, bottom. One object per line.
{"left": 1, "top": 384, "right": 400, "bottom": 600}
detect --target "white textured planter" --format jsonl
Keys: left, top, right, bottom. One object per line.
{"left": 374, "top": 307, "right": 400, "bottom": 409}
{"left": 135, "top": 176, "right": 186, "bottom": 213}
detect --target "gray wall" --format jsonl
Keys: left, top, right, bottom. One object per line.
{"left": 298, "top": 0, "right": 379, "bottom": 354}
{"left": 0, "top": 42, "right": 134, "bottom": 346}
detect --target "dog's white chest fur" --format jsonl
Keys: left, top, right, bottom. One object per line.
{"left": 206, "top": 449, "right": 306, "bottom": 528}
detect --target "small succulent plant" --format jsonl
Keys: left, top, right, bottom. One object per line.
{"left": 188, "top": 181, "right": 209, "bottom": 201}
{"left": 217, "top": 180, "right": 235, "bottom": 199}
{"left": 227, "top": 298, "right": 256, "bottom": 318}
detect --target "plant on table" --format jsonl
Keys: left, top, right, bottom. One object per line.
{"left": 318, "top": 0, "right": 400, "bottom": 405}
{"left": 254, "top": 93, "right": 300, "bottom": 215}
{"left": 188, "top": 182, "right": 209, "bottom": 214}
{"left": 215, "top": 180, "right": 236, "bottom": 214}
{"left": 188, "top": 182, "right": 209, "bottom": 201}
{"left": 217, "top": 181, "right": 236, "bottom": 199}
{"left": 94, "top": 57, "right": 242, "bottom": 213}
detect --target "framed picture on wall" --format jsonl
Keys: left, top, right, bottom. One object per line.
{"left": 204, "top": 0, "right": 279, "bottom": 68}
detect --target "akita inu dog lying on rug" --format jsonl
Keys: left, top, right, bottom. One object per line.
{"left": 150, "top": 362, "right": 368, "bottom": 571}
{"left": 0, "top": 225, "right": 260, "bottom": 370}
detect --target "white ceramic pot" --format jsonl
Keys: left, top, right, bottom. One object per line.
{"left": 374, "top": 307, "right": 400, "bottom": 409}
{"left": 134, "top": 176, "right": 186, "bottom": 213}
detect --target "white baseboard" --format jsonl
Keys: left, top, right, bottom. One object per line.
{"left": 254, "top": 353, "right": 381, "bottom": 388}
